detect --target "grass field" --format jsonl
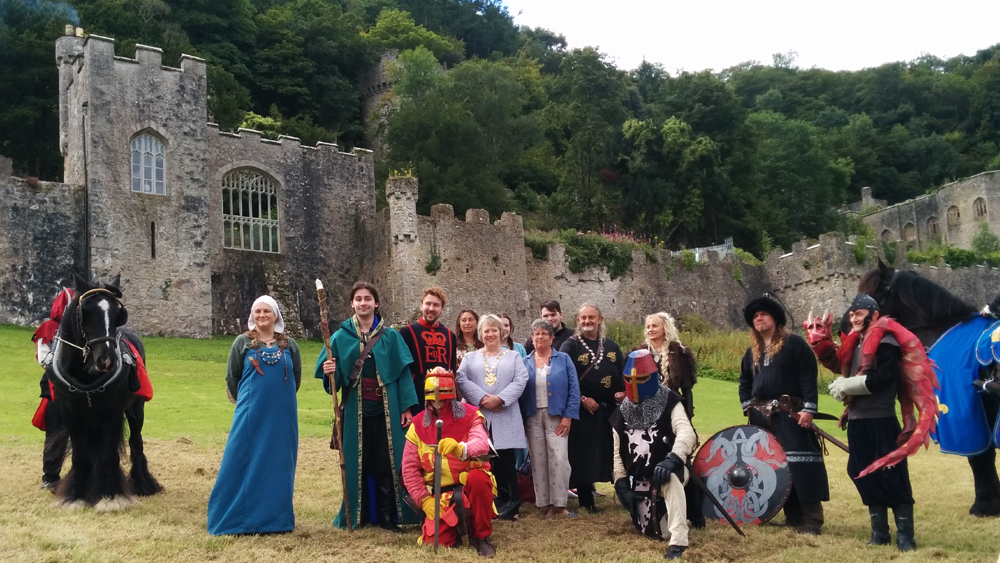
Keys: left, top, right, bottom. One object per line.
{"left": 1, "top": 324, "right": 998, "bottom": 562}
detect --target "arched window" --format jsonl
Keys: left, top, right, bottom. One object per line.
{"left": 927, "top": 216, "right": 939, "bottom": 237}
{"left": 881, "top": 229, "right": 893, "bottom": 241}
{"left": 903, "top": 222, "right": 917, "bottom": 242}
{"left": 131, "top": 134, "right": 165, "bottom": 195}
{"left": 947, "top": 205, "right": 961, "bottom": 226}
{"left": 975, "top": 197, "right": 988, "bottom": 219}
{"left": 222, "top": 169, "right": 280, "bottom": 253}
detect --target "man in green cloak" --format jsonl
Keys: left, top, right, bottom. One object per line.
{"left": 316, "top": 282, "right": 420, "bottom": 531}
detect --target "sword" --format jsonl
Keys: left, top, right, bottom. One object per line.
{"left": 775, "top": 396, "right": 850, "bottom": 454}
{"left": 687, "top": 468, "right": 745, "bottom": 537}
{"left": 433, "top": 419, "right": 444, "bottom": 554}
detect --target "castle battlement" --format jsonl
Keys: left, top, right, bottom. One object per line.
{"left": 205, "top": 124, "right": 374, "bottom": 162}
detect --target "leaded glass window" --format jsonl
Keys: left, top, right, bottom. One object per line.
{"left": 221, "top": 169, "right": 280, "bottom": 253}
{"left": 130, "top": 134, "right": 165, "bottom": 195}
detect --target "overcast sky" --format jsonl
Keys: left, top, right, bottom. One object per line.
{"left": 502, "top": 0, "right": 1000, "bottom": 73}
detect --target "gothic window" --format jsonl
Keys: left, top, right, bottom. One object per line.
{"left": 881, "top": 229, "right": 893, "bottom": 241}
{"left": 947, "top": 205, "right": 961, "bottom": 226}
{"left": 903, "top": 222, "right": 917, "bottom": 242}
{"left": 975, "top": 197, "right": 988, "bottom": 219}
{"left": 927, "top": 217, "right": 939, "bottom": 237}
{"left": 222, "top": 169, "right": 280, "bottom": 253}
{"left": 130, "top": 134, "right": 165, "bottom": 195}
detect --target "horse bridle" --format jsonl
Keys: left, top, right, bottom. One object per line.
{"left": 873, "top": 269, "right": 901, "bottom": 310}
{"left": 55, "top": 288, "right": 125, "bottom": 362}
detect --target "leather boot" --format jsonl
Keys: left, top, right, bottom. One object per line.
{"left": 868, "top": 505, "right": 891, "bottom": 545}
{"left": 893, "top": 504, "right": 916, "bottom": 551}
{"left": 475, "top": 536, "right": 496, "bottom": 558}
{"left": 376, "top": 478, "right": 402, "bottom": 533}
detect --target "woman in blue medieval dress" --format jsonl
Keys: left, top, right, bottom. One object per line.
{"left": 208, "top": 295, "right": 302, "bottom": 535}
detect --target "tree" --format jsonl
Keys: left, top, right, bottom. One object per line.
{"left": 363, "top": 8, "right": 464, "bottom": 66}
{"left": 0, "top": 0, "right": 67, "bottom": 178}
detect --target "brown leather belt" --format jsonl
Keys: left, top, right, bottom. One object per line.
{"left": 751, "top": 396, "right": 803, "bottom": 418}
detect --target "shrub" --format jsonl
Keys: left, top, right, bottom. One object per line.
{"left": 944, "top": 247, "right": 979, "bottom": 268}
{"left": 679, "top": 313, "right": 714, "bottom": 335}
{"left": 735, "top": 248, "right": 763, "bottom": 266}
{"left": 663, "top": 263, "right": 675, "bottom": 280}
{"left": 425, "top": 252, "right": 441, "bottom": 275}
{"left": 881, "top": 239, "right": 897, "bottom": 265}
{"left": 733, "top": 263, "right": 744, "bottom": 286}
{"left": 682, "top": 250, "right": 696, "bottom": 271}
{"left": 972, "top": 222, "right": 1000, "bottom": 255}
{"left": 852, "top": 236, "right": 869, "bottom": 264}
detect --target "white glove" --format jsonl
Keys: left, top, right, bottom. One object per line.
{"left": 828, "top": 376, "right": 871, "bottom": 402}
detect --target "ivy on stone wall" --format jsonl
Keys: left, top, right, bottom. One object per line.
{"left": 524, "top": 229, "right": 653, "bottom": 280}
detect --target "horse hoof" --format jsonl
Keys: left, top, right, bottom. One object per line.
{"left": 94, "top": 495, "right": 140, "bottom": 513}
{"left": 53, "top": 499, "right": 89, "bottom": 511}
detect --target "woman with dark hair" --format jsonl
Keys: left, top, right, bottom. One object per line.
{"left": 455, "top": 309, "right": 482, "bottom": 367}
{"left": 208, "top": 295, "right": 302, "bottom": 535}
{"left": 499, "top": 313, "right": 527, "bottom": 357}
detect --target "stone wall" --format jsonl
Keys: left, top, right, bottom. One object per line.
{"left": 0, "top": 171, "right": 86, "bottom": 324}
{"left": 207, "top": 128, "right": 376, "bottom": 337}
{"left": 377, "top": 176, "right": 532, "bottom": 334}
{"left": 527, "top": 245, "right": 769, "bottom": 334}
{"left": 860, "top": 171, "right": 1000, "bottom": 251}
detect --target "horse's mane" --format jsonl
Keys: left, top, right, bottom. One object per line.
{"left": 859, "top": 268, "right": 976, "bottom": 329}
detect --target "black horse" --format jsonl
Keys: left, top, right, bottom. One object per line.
{"left": 47, "top": 274, "right": 162, "bottom": 510}
{"left": 855, "top": 260, "right": 1000, "bottom": 517}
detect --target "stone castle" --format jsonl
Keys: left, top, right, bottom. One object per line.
{"left": 2, "top": 31, "right": 1000, "bottom": 340}
{"left": 846, "top": 172, "right": 1000, "bottom": 251}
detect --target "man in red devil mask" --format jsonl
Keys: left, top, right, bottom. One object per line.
{"left": 400, "top": 367, "right": 498, "bottom": 557}
{"left": 609, "top": 350, "right": 697, "bottom": 560}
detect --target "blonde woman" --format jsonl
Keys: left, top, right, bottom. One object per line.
{"left": 456, "top": 314, "right": 529, "bottom": 520}
{"left": 638, "top": 312, "right": 697, "bottom": 419}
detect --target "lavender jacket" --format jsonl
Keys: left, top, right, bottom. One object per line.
{"left": 456, "top": 349, "right": 528, "bottom": 450}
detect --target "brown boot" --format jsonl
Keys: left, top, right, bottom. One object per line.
{"left": 476, "top": 536, "right": 496, "bottom": 558}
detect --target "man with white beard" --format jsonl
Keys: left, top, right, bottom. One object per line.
{"left": 559, "top": 304, "right": 625, "bottom": 513}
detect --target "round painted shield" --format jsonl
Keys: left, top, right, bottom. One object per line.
{"left": 692, "top": 424, "right": 792, "bottom": 526}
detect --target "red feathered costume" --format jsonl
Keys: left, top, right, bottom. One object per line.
{"left": 804, "top": 313, "right": 938, "bottom": 477}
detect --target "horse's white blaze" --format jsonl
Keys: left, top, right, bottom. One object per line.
{"left": 96, "top": 298, "right": 111, "bottom": 337}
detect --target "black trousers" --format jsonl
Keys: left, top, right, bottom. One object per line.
{"left": 361, "top": 412, "right": 395, "bottom": 524}
{"left": 42, "top": 403, "right": 69, "bottom": 482}
{"left": 493, "top": 448, "right": 520, "bottom": 518}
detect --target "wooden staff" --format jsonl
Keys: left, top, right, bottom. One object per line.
{"left": 316, "top": 279, "right": 353, "bottom": 532}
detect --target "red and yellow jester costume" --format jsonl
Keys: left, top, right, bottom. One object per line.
{"left": 401, "top": 368, "right": 498, "bottom": 555}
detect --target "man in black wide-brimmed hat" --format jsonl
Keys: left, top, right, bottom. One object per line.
{"left": 738, "top": 295, "right": 829, "bottom": 535}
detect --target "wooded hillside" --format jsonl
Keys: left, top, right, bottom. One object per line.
{"left": 3, "top": 0, "right": 1000, "bottom": 255}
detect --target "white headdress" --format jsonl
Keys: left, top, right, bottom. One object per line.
{"left": 248, "top": 295, "right": 285, "bottom": 333}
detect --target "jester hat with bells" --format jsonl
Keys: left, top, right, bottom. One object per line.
{"left": 422, "top": 366, "right": 467, "bottom": 424}
{"left": 623, "top": 349, "right": 661, "bottom": 403}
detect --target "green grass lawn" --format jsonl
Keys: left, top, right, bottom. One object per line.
{"left": 1, "top": 324, "right": 997, "bottom": 562}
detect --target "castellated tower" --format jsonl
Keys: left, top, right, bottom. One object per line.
{"left": 386, "top": 176, "right": 420, "bottom": 313}
{"left": 56, "top": 29, "right": 212, "bottom": 336}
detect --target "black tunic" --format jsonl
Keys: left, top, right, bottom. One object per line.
{"left": 846, "top": 340, "right": 914, "bottom": 507}
{"left": 561, "top": 335, "right": 625, "bottom": 487}
{"left": 400, "top": 320, "right": 458, "bottom": 413}
{"left": 739, "top": 333, "right": 830, "bottom": 504}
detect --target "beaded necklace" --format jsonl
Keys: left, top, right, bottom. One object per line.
{"left": 482, "top": 349, "right": 509, "bottom": 386}
{"left": 576, "top": 335, "right": 604, "bottom": 368}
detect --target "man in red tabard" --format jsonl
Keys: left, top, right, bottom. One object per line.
{"left": 31, "top": 288, "right": 73, "bottom": 490}
{"left": 400, "top": 288, "right": 458, "bottom": 414}
{"left": 401, "top": 368, "right": 497, "bottom": 557}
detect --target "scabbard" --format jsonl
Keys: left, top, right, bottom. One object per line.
{"left": 433, "top": 421, "right": 443, "bottom": 554}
